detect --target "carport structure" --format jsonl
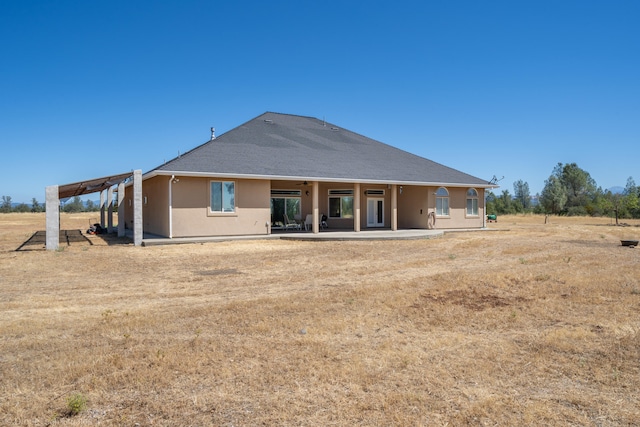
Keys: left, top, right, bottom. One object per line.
{"left": 45, "top": 170, "right": 143, "bottom": 250}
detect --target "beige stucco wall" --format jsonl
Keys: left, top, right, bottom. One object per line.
{"left": 122, "top": 176, "right": 169, "bottom": 236}
{"left": 170, "top": 177, "right": 270, "bottom": 237}
{"left": 396, "top": 185, "right": 485, "bottom": 229}
{"left": 431, "top": 186, "right": 485, "bottom": 229}
{"left": 397, "top": 185, "right": 430, "bottom": 229}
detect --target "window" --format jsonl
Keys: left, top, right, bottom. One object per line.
{"left": 210, "top": 181, "right": 235, "bottom": 212}
{"left": 466, "top": 188, "right": 479, "bottom": 216}
{"left": 328, "top": 189, "right": 354, "bottom": 218}
{"left": 435, "top": 187, "right": 449, "bottom": 216}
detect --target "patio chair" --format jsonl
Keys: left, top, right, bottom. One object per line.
{"left": 304, "top": 214, "right": 313, "bottom": 231}
{"left": 284, "top": 214, "right": 301, "bottom": 231}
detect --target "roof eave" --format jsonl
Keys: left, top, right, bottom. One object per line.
{"left": 142, "top": 170, "right": 497, "bottom": 189}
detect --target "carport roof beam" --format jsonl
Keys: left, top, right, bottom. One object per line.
{"left": 57, "top": 172, "right": 133, "bottom": 199}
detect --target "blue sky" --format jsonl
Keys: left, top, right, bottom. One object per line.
{"left": 1, "top": 1, "right": 638, "bottom": 203}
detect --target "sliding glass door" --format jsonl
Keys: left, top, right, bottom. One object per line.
{"left": 270, "top": 190, "right": 301, "bottom": 228}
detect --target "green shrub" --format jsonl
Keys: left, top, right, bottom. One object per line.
{"left": 66, "top": 393, "right": 87, "bottom": 415}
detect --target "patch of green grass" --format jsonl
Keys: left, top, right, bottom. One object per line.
{"left": 66, "top": 393, "right": 86, "bottom": 416}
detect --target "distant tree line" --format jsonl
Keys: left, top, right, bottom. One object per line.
{"left": 486, "top": 162, "right": 640, "bottom": 219}
{"left": 0, "top": 195, "right": 104, "bottom": 213}
{"left": 4, "top": 162, "right": 639, "bottom": 219}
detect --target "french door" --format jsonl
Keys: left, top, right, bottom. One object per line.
{"left": 367, "top": 198, "right": 384, "bottom": 227}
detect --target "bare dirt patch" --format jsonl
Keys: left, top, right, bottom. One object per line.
{"left": 1, "top": 213, "right": 639, "bottom": 425}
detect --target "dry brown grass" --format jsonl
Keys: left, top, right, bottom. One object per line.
{"left": 1, "top": 212, "right": 639, "bottom": 426}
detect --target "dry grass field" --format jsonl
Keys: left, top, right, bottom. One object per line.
{"left": 1, "top": 213, "right": 639, "bottom": 426}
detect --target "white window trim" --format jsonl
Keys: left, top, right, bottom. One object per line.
{"left": 435, "top": 187, "right": 450, "bottom": 217}
{"left": 466, "top": 188, "right": 479, "bottom": 217}
{"left": 209, "top": 180, "right": 236, "bottom": 215}
{"left": 328, "top": 189, "right": 354, "bottom": 219}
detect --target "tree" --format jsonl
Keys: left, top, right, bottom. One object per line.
{"left": 63, "top": 196, "right": 84, "bottom": 213}
{"left": 560, "top": 163, "right": 597, "bottom": 209}
{"left": 622, "top": 177, "right": 639, "bottom": 218}
{"left": 540, "top": 175, "right": 567, "bottom": 214}
{"left": 513, "top": 180, "right": 531, "bottom": 210}
{"left": 486, "top": 191, "right": 498, "bottom": 215}
{"left": 623, "top": 176, "right": 637, "bottom": 196}
{"left": 1, "top": 196, "right": 12, "bottom": 213}
{"left": 31, "top": 198, "right": 43, "bottom": 213}
{"left": 540, "top": 162, "right": 598, "bottom": 216}
{"left": 13, "top": 203, "right": 30, "bottom": 213}
{"left": 499, "top": 190, "right": 515, "bottom": 214}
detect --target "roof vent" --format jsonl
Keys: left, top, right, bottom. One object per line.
{"left": 210, "top": 127, "right": 216, "bottom": 140}
{"left": 331, "top": 127, "right": 339, "bottom": 131}
{"left": 264, "top": 119, "right": 273, "bottom": 124}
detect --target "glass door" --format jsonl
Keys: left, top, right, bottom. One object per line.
{"left": 271, "top": 197, "right": 301, "bottom": 228}
{"left": 367, "top": 198, "right": 384, "bottom": 227}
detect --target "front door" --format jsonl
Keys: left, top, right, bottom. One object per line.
{"left": 367, "top": 198, "right": 384, "bottom": 227}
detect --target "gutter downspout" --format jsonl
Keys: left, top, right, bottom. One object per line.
{"left": 169, "top": 175, "right": 174, "bottom": 238}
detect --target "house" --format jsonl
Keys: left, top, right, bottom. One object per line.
{"left": 122, "top": 112, "right": 494, "bottom": 238}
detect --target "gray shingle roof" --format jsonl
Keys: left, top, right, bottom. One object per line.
{"left": 153, "top": 112, "right": 490, "bottom": 186}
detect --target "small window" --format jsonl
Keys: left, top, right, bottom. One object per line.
{"left": 328, "top": 189, "right": 354, "bottom": 196}
{"left": 328, "top": 190, "right": 354, "bottom": 218}
{"left": 466, "top": 188, "right": 479, "bottom": 216}
{"left": 271, "top": 189, "right": 302, "bottom": 196}
{"left": 436, "top": 187, "right": 449, "bottom": 216}
{"left": 210, "top": 181, "right": 235, "bottom": 213}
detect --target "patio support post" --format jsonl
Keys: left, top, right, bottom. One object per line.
{"left": 117, "top": 181, "right": 125, "bottom": 237}
{"left": 45, "top": 185, "right": 60, "bottom": 251}
{"left": 107, "top": 185, "right": 114, "bottom": 233}
{"left": 482, "top": 188, "right": 486, "bottom": 228}
{"left": 99, "top": 190, "right": 106, "bottom": 229}
{"left": 354, "top": 183, "right": 361, "bottom": 232}
{"left": 133, "top": 169, "right": 143, "bottom": 246}
{"left": 391, "top": 184, "right": 398, "bottom": 231}
{"left": 312, "top": 180, "right": 319, "bottom": 234}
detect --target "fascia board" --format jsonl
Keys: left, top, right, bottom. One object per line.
{"left": 141, "top": 170, "right": 498, "bottom": 189}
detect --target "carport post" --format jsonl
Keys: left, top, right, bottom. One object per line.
{"left": 133, "top": 169, "right": 143, "bottom": 246}
{"left": 99, "top": 190, "right": 106, "bottom": 229}
{"left": 107, "top": 186, "right": 114, "bottom": 233}
{"left": 117, "top": 181, "right": 125, "bottom": 237}
{"left": 45, "top": 185, "right": 60, "bottom": 251}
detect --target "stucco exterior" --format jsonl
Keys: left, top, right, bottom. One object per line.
{"left": 128, "top": 176, "right": 486, "bottom": 238}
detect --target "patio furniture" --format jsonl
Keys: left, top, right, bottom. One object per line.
{"left": 284, "top": 214, "right": 301, "bottom": 231}
{"left": 304, "top": 214, "right": 313, "bottom": 231}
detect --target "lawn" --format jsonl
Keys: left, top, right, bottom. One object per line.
{"left": 1, "top": 213, "right": 639, "bottom": 426}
